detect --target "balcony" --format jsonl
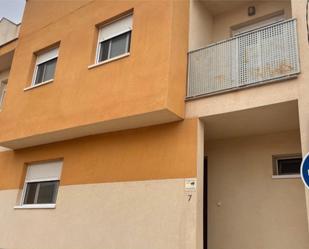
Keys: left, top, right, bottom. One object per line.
{"left": 187, "top": 19, "right": 300, "bottom": 99}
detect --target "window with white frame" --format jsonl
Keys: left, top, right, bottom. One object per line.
{"left": 32, "top": 47, "right": 58, "bottom": 86}
{"left": 272, "top": 155, "right": 302, "bottom": 178}
{"left": 21, "top": 160, "right": 62, "bottom": 207}
{"left": 0, "top": 79, "right": 8, "bottom": 109}
{"left": 96, "top": 14, "right": 132, "bottom": 63}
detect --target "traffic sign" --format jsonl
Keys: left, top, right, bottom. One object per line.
{"left": 301, "top": 153, "right": 309, "bottom": 189}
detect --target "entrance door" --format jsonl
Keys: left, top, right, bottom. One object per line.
{"left": 232, "top": 13, "right": 286, "bottom": 86}
{"left": 204, "top": 157, "right": 208, "bottom": 249}
{"left": 231, "top": 13, "right": 285, "bottom": 36}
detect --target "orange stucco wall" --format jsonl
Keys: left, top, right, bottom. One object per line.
{"left": 0, "top": 119, "right": 197, "bottom": 190}
{"left": 0, "top": 0, "right": 189, "bottom": 145}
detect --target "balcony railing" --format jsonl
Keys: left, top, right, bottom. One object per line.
{"left": 187, "top": 19, "right": 300, "bottom": 99}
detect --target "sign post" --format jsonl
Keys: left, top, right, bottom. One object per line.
{"left": 301, "top": 153, "right": 309, "bottom": 189}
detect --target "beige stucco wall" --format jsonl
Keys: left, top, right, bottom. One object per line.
{"left": 291, "top": 0, "right": 309, "bottom": 227}
{"left": 185, "top": 80, "right": 298, "bottom": 119}
{"left": 0, "top": 18, "right": 19, "bottom": 46}
{"left": 0, "top": 179, "right": 197, "bottom": 249}
{"left": 189, "top": 0, "right": 213, "bottom": 51}
{"left": 186, "top": 0, "right": 309, "bottom": 238}
{"left": 206, "top": 130, "right": 309, "bottom": 249}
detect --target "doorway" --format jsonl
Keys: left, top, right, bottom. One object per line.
{"left": 204, "top": 157, "right": 208, "bottom": 249}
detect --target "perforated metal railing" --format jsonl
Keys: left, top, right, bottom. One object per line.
{"left": 187, "top": 19, "right": 300, "bottom": 99}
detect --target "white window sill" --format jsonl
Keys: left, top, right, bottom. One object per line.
{"left": 88, "top": 53, "right": 130, "bottom": 69}
{"left": 272, "top": 174, "right": 301, "bottom": 179}
{"left": 14, "top": 204, "right": 56, "bottom": 209}
{"left": 24, "top": 79, "right": 54, "bottom": 91}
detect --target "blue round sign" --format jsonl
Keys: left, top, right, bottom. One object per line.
{"left": 301, "top": 153, "right": 309, "bottom": 189}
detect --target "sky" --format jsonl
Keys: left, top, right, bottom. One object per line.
{"left": 0, "top": 0, "right": 25, "bottom": 24}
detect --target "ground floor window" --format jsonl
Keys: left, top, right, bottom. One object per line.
{"left": 20, "top": 160, "right": 63, "bottom": 208}
{"left": 272, "top": 155, "right": 302, "bottom": 178}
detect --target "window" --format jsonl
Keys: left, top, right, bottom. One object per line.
{"left": 0, "top": 79, "right": 8, "bottom": 109}
{"left": 96, "top": 14, "right": 132, "bottom": 63}
{"left": 20, "top": 160, "right": 63, "bottom": 208}
{"left": 273, "top": 155, "right": 302, "bottom": 178}
{"left": 24, "top": 181, "right": 59, "bottom": 204}
{"left": 32, "top": 47, "right": 58, "bottom": 86}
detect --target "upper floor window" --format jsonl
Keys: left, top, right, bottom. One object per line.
{"left": 0, "top": 79, "right": 8, "bottom": 109}
{"left": 96, "top": 14, "right": 132, "bottom": 63}
{"left": 32, "top": 47, "right": 58, "bottom": 86}
{"left": 19, "top": 160, "right": 63, "bottom": 208}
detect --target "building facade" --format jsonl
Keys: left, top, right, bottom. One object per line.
{"left": 0, "top": 0, "right": 308, "bottom": 248}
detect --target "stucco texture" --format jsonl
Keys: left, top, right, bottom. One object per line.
{"left": 0, "top": 119, "right": 197, "bottom": 190}
{"left": 0, "top": 0, "right": 189, "bottom": 145}
{"left": 0, "top": 179, "right": 196, "bottom": 249}
{"left": 206, "top": 131, "right": 309, "bottom": 249}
